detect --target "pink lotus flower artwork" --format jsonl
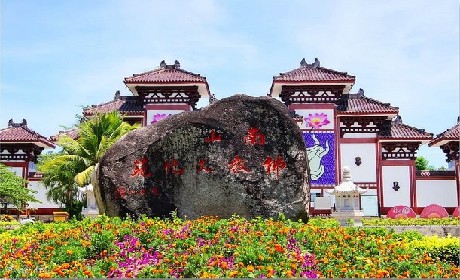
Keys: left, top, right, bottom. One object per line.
{"left": 304, "top": 113, "right": 330, "bottom": 129}
{"left": 151, "top": 113, "right": 172, "bottom": 125}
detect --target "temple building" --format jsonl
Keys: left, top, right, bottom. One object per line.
{"left": 427, "top": 118, "right": 460, "bottom": 208}
{"left": 1, "top": 59, "right": 458, "bottom": 218}
{"left": 0, "top": 119, "right": 60, "bottom": 217}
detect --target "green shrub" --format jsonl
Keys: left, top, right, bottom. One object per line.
{"left": 308, "top": 217, "right": 340, "bottom": 227}
{"left": 409, "top": 235, "right": 460, "bottom": 265}
{"left": 393, "top": 230, "right": 424, "bottom": 242}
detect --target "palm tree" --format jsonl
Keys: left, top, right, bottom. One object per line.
{"left": 38, "top": 112, "right": 138, "bottom": 217}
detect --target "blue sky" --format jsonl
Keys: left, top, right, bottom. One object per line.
{"left": 1, "top": 0, "right": 458, "bottom": 168}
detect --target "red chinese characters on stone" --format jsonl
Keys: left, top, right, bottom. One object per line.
{"left": 204, "top": 130, "right": 222, "bottom": 143}
{"left": 243, "top": 127, "right": 265, "bottom": 145}
{"left": 116, "top": 186, "right": 148, "bottom": 198}
{"left": 197, "top": 159, "right": 213, "bottom": 173}
{"left": 263, "top": 155, "right": 287, "bottom": 179}
{"left": 131, "top": 157, "right": 152, "bottom": 177}
{"left": 228, "top": 156, "right": 251, "bottom": 174}
{"left": 150, "top": 186, "right": 160, "bottom": 197}
{"left": 116, "top": 186, "right": 127, "bottom": 199}
{"left": 164, "top": 160, "right": 185, "bottom": 176}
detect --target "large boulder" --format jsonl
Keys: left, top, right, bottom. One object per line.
{"left": 94, "top": 95, "right": 309, "bottom": 219}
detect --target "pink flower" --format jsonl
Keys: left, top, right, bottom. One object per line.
{"left": 304, "top": 113, "right": 330, "bottom": 129}
{"left": 151, "top": 113, "right": 172, "bottom": 124}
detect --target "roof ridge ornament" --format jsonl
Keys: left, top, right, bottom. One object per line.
{"left": 299, "top": 57, "right": 320, "bottom": 68}
{"left": 357, "top": 88, "right": 365, "bottom": 96}
{"left": 159, "top": 60, "right": 181, "bottom": 70}
{"left": 8, "top": 119, "right": 27, "bottom": 128}
{"left": 392, "top": 115, "right": 403, "bottom": 125}
{"left": 114, "top": 90, "right": 121, "bottom": 100}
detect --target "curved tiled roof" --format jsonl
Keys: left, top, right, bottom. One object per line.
{"left": 273, "top": 66, "right": 355, "bottom": 83}
{"left": 341, "top": 95, "right": 399, "bottom": 114}
{"left": 0, "top": 119, "right": 55, "bottom": 148}
{"left": 429, "top": 120, "right": 460, "bottom": 146}
{"left": 49, "top": 128, "right": 79, "bottom": 142}
{"left": 382, "top": 123, "right": 433, "bottom": 140}
{"left": 124, "top": 65, "right": 207, "bottom": 84}
{"left": 83, "top": 96, "right": 143, "bottom": 116}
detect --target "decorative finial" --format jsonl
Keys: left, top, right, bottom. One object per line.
{"left": 393, "top": 115, "right": 402, "bottom": 125}
{"left": 342, "top": 166, "right": 352, "bottom": 182}
{"left": 174, "top": 60, "right": 181, "bottom": 69}
{"left": 357, "top": 88, "right": 365, "bottom": 96}
{"left": 457, "top": 116, "right": 460, "bottom": 123}
{"left": 313, "top": 58, "right": 320, "bottom": 67}
{"left": 7, "top": 119, "right": 27, "bottom": 127}
{"left": 300, "top": 58, "right": 320, "bottom": 67}
{"left": 300, "top": 58, "right": 307, "bottom": 67}
{"left": 160, "top": 60, "right": 166, "bottom": 68}
{"left": 114, "top": 90, "right": 121, "bottom": 100}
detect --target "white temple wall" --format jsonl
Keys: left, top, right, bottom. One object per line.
{"left": 7, "top": 166, "right": 24, "bottom": 177}
{"left": 382, "top": 166, "right": 411, "bottom": 207}
{"left": 362, "top": 189, "right": 377, "bottom": 196}
{"left": 340, "top": 143, "right": 376, "bottom": 182}
{"left": 342, "top": 133, "right": 377, "bottom": 138}
{"left": 27, "top": 181, "right": 61, "bottom": 209}
{"left": 416, "top": 180, "right": 458, "bottom": 207}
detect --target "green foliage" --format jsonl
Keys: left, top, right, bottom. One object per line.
{"left": 409, "top": 235, "right": 460, "bottom": 266}
{"left": 38, "top": 112, "right": 138, "bottom": 218}
{"left": 0, "top": 163, "right": 40, "bottom": 213}
{"left": 393, "top": 230, "right": 424, "bottom": 242}
{"left": 90, "top": 230, "right": 115, "bottom": 255}
{"left": 307, "top": 217, "right": 340, "bottom": 227}
{"left": 415, "top": 156, "right": 437, "bottom": 171}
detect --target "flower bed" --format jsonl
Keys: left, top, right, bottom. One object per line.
{"left": 0, "top": 215, "right": 458, "bottom": 278}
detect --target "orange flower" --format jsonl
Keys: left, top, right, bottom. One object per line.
{"left": 247, "top": 265, "right": 255, "bottom": 272}
{"left": 221, "top": 261, "right": 228, "bottom": 269}
{"left": 38, "top": 272, "right": 52, "bottom": 278}
{"left": 274, "top": 244, "right": 284, "bottom": 253}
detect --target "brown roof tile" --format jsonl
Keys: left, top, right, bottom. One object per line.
{"left": 382, "top": 123, "right": 433, "bottom": 140}
{"left": 83, "top": 96, "right": 143, "bottom": 116}
{"left": 124, "top": 62, "right": 207, "bottom": 84}
{"left": 273, "top": 62, "right": 355, "bottom": 83}
{"left": 429, "top": 120, "right": 460, "bottom": 146}
{"left": 49, "top": 128, "right": 79, "bottom": 142}
{"left": 340, "top": 94, "right": 399, "bottom": 115}
{"left": 0, "top": 119, "right": 55, "bottom": 148}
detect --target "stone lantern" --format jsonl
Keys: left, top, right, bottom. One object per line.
{"left": 326, "top": 166, "right": 367, "bottom": 224}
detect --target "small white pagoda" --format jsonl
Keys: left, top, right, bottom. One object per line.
{"left": 326, "top": 166, "right": 367, "bottom": 222}
{"left": 80, "top": 184, "right": 100, "bottom": 218}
